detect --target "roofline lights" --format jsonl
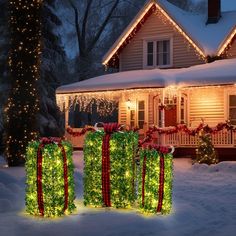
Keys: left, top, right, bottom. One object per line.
{"left": 102, "top": 1, "right": 155, "bottom": 66}
{"left": 102, "top": 1, "right": 206, "bottom": 66}
{"left": 217, "top": 27, "right": 236, "bottom": 56}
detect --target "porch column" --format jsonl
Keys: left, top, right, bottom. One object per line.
{"left": 65, "top": 96, "right": 69, "bottom": 128}
{"left": 160, "top": 90, "right": 165, "bottom": 145}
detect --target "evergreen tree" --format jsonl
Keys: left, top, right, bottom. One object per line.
{"left": 195, "top": 129, "right": 219, "bottom": 165}
{"left": 5, "top": 1, "right": 41, "bottom": 166}
{"left": 39, "top": 0, "right": 67, "bottom": 137}
{"left": 0, "top": 0, "right": 9, "bottom": 154}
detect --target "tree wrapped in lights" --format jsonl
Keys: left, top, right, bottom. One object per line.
{"left": 5, "top": 0, "right": 42, "bottom": 166}
{"left": 83, "top": 123, "right": 138, "bottom": 208}
{"left": 138, "top": 147, "right": 173, "bottom": 214}
{"left": 195, "top": 129, "right": 219, "bottom": 165}
{"left": 25, "top": 138, "right": 76, "bottom": 217}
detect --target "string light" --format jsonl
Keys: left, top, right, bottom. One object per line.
{"left": 102, "top": 1, "right": 206, "bottom": 68}
{"left": 139, "top": 148, "right": 173, "bottom": 214}
{"left": 83, "top": 130, "right": 138, "bottom": 208}
{"left": 217, "top": 27, "right": 236, "bottom": 56}
{"left": 56, "top": 88, "right": 162, "bottom": 116}
{"left": 5, "top": 0, "right": 41, "bottom": 166}
{"left": 25, "top": 139, "right": 76, "bottom": 217}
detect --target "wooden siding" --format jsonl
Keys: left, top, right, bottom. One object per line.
{"left": 119, "top": 10, "right": 205, "bottom": 71}
{"left": 189, "top": 87, "right": 225, "bottom": 126}
{"left": 226, "top": 39, "right": 236, "bottom": 58}
{"left": 148, "top": 94, "right": 154, "bottom": 126}
{"left": 118, "top": 100, "right": 127, "bottom": 125}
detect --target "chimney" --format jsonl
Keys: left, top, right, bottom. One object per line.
{"left": 207, "top": 0, "right": 221, "bottom": 24}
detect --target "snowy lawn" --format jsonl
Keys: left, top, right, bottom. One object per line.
{"left": 0, "top": 151, "right": 236, "bottom": 236}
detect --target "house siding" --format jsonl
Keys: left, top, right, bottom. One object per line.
{"left": 148, "top": 94, "right": 154, "bottom": 126}
{"left": 119, "top": 10, "right": 205, "bottom": 72}
{"left": 189, "top": 87, "right": 225, "bottom": 127}
{"left": 118, "top": 100, "right": 127, "bottom": 125}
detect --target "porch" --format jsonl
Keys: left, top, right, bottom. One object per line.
{"left": 64, "top": 127, "right": 236, "bottom": 149}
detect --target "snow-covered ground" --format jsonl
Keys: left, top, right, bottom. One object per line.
{"left": 0, "top": 152, "right": 236, "bottom": 236}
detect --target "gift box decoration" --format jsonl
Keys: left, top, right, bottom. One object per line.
{"left": 138, "top": 145, "right": 173, "bottom": 214}
{"left": 25, "top": 137, "right": 76, "bottom": 217}
{"left": 83, "top": 123, "right": 139, "bottom": 208}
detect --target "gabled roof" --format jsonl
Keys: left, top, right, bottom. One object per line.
{"left": 102, "top": 0, "right": 236, "bottom": 67}
{"left": 57, "top": 58, "right": 236, "bottom": 94}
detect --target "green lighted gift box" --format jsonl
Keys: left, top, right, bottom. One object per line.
{"left": 25, "top": 137, "right": 76, "bottom": 217}
{"left": 83, "top": 123, "right": 139, "bottom": 208}
{"left": 138, "top": 145, "right": 173, "bottom": 214}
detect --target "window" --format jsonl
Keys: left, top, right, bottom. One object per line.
{"left": 138, "top": 101, "right": 145, "bottom": 129}
{"left": 229, "top": 95, "right": 236, "bottom": 125}
{"left": 130, "top": 110, "right": 135, "bottom": 128}
{"left": 144, "top": 38, "right": 172, "bottom": 68}
{"left": 157, "top": 40, "right": 170, "bottom": 66}
{"left": 68, "top": 103, "right": 118, "bottom": 128}
{"left": 129, "top": 100, "right": 146, "bottom": 129}
{"left": 147, "top": 42, "right": 154, "bottom": 66}
{"left": 180, "top": 95, "right": 187, "bottom": 124}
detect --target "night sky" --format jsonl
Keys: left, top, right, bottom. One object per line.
{"left": 60, "top": 0, "right": 236, "bottom": 59}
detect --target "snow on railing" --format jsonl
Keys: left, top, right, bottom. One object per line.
{"left": 66, "top": 126, "right": 236, "bottom": 148}
{"left": 162, "top": 129, "right": 234, "bottom": 147}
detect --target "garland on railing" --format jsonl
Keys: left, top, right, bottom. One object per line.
{"left": 66, "top": 126, "right": 96, "bottom": 137}
{"left": 146, "top": 121, "right": 236, "bottom": 137}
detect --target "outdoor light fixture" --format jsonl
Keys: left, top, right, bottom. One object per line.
{"left": 126, "top": 99, "right": 132, "bottom": 109}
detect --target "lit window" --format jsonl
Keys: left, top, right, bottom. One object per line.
{"left": 138, "top": 101, "right": 145, "bottom": 129}
{"left": 229, "top": 95, "right": 236, "bottom": 125}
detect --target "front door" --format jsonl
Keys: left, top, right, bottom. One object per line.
{"left": 165, "top": 105, "right": 177, "bottom": 126}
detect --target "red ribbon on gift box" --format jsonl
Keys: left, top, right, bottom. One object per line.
{"left": 101, "top": 123, "right": 119, "bottom": 207}
{"left": 36, "top": 137, "right": 69, "bottom": 216}
{"left": 141, "top": 151, "right": 166, "bottom": 213}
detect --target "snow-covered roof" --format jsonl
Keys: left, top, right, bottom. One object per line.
{"left": 159, "top": 0, "right": 236, "bottom": 56}
{"left": 57, "top": 58, "right": 236, "bottom": 94}
{"left": 102, "top": 0, "right": 236, "bottom": 65}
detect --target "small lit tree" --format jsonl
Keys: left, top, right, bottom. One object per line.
{"left": 195, "top": 129, "right": 219, "bottom": 165}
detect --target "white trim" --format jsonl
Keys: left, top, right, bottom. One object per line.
{"left": 127, "top": 95, "right": 148, "bottom": 130}
{"left": 227, "top": 89, "right": 236, "bottom": 124}
{"left": 102, "top": 0, "right": 155, "bottom": 65}
{"left": 102, "top": 0, "right": 206, "bottom": 66}
{"left": 217, "top": 27, "right": 236, "bottom": 56}
{"left": 143, "top": 36, "right": 173, "bottom": 69}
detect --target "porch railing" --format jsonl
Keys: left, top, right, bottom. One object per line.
{"left": 156, "top": 130, "right": 236, "bottom": 148}
{"left": 65, "top": 128, "right": 85, "bottom": 148}
{"left": 65, "top": 127, "right": 236, "bottom": 148}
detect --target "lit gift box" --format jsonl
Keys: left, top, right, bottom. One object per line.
{"left": 138, "top": 145, "right": 173, "bottom": 214}
{"left": 83, "top": 123, "right": 139, "bottom": 208}
{"left": 25, "top": 137, "right": 76, "bottom": 217}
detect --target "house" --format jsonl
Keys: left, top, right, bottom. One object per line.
{"left": 56, "top": 0, "right": 236, "bottom": 159}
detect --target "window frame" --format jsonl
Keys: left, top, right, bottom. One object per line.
{"left": 228, "top": 94, "right": 236, "bottom": 125}
{"left": 127, "top": 97, "right": 148, "bottom": 130}
{"left": 143, "top": 35, "right": 173, "bottom": 69}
